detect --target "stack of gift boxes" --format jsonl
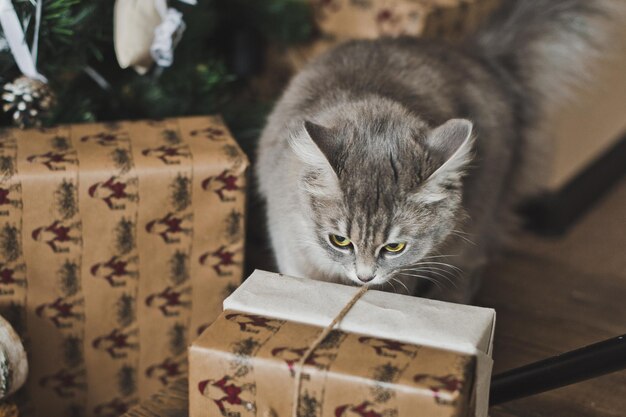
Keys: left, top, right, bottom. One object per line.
{"left": 0, "top": 113, "right": 497, "bottom": 417}
{"left": 0, "top": 115, "right": 497, "bottom": 417}
{"left": 0, "top": 2, "right": 507, "bottom": 415}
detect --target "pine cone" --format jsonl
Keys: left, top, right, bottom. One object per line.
{"left": 2, "top": 76, "right": 55, "bottom": 129}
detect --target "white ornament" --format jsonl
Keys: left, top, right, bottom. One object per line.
{"left": 114, "top": 0, "right": 189, "bottom": 74}
{"left": 114, "top": 0, "right": 163, "bottom": 74}
{"left": 150, "top": 7, "right": 185, "bottom": 67}
{"left": 0, "top": 315, "right": 28, "bottom": 399}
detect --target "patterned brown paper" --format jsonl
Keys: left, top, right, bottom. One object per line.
{"left": 190, "top": 311, "right": 475, "bottom": 417}
{"left": 311, "top": 0, "right": 500, "bottom": 40}
{"left": 0, "top": 116, "right": 248, "bottom": 417}
{"left": 279, "top": 0, "right": 500, "bottom": 74}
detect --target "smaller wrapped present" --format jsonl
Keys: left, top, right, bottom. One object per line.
{"left": 0, "top": 404, "right": 18, "bottom": 417}
{"left": 269, "top": 0, "right": 501, "bottom": 80}
{"left": 312, "top": 0, "right": 501, "bottom": 41}
{"left": 189, "top": 270, "right": 495, "bottom": 417}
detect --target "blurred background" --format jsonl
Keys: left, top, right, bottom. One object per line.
{"left": 1, "top": 0, "right": 623, "bottom": 235}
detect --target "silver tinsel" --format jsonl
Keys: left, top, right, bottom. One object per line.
{"left": 2, "top": 76, "right": 55, "bottom": 128}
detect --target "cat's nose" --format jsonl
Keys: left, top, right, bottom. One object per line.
{"left": 357, "top": 274, "right": 375, "bottom": 283}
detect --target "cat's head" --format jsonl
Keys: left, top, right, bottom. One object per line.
{"left": 289, "top": 100, "right": 474, "bottom": 288}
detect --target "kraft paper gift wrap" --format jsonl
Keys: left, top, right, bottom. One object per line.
{"left": 0, "top": 116, "right": 247, "bottom": 417}
{"left": 311, "top": 0, "right": 501, "bottom": 41}
{"left": 189, "top": 270, "right": 496, "bottom": 417}
{"left": 273, "top": 0, "right": 501, "bottom": 81}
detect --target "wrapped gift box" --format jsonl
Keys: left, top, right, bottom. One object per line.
{"left": 312, "top": 0, "right": 500, "bottom": 41}
{"left": 190, "top": 271, "right": 495, "bottom": 417}
{"left": 0, "top": 116, "right": 247, "bottom": 417}
{"left": 272, "top": 0, "right": 500, "bottom": 75}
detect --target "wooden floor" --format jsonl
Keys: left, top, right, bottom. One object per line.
{"left": 477, "top": 176, "right": 626, "bottom": 417}
{"left": 126, "top": 177, "right": 626, "bottom": 416}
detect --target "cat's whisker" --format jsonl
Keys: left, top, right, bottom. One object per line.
{"left": 404, "top": 265, "right": 461, "bottom": 277}
{"left": 422, "top": 268, "right": 459, "bottom": 289}
{"left": 394, "top": 277, "right": 410, "bottom": 294}
{"left": 402, "top": 266, "right": 461, "bottom": 284}
{"left": 386, "top": 279, "right": 399, "bottom": 294}
{"left": 400, "top": 261, "right": 463, "bottom": 273}
{"left": 400, "top": 260, "right": 465, "bottom": 288}
{"left": 450, "top": 231, "right": 476, "bottom": 245}
{"left": 428, "top": 266, "right": 462, "bottom": 281}
{"left": 401, "top": 267, "right": 458, "bottom": 288}
{"left": 420, "top": 254, "right": 459, "bottom": 260}
{"left": 451, "top": 229, "right": 472, "bottom": 236}
{"left": 394, "top": 271, "right": 444, "bottom": 291}
{"left": 400, "top": 260, "right": 460, "bottom": 268}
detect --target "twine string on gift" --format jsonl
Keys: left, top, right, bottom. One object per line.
{"left": 291, "top": 285, "right": 370, "bottom": 417}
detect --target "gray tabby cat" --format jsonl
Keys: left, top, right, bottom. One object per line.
{"left": 256, "top": 0, "right": 621, "bottom": 302}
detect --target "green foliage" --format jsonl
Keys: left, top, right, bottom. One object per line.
{"left": 217, "top": 0, "right": 314, "bottom": 44}
{"left": 0, "top": 0, "right": 313, "bottom": 134}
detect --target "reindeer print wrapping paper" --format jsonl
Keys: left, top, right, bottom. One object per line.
{"left": 190, "top": 310, "right": 475, "bottom": 417}
{"left": 0, "top": 116, "right": 247, "bottom": 417}
{"left": 190, "top": 271, "right": 496, "bottom": 417}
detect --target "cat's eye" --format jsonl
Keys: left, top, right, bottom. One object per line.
{"left": 383, "top": 242, "right": 406, "bottom": 253}
{"left": 329, "top": 234, "right": 352, "bottom": 248}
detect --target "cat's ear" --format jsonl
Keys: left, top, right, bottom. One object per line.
{"left": 413, "top": 119, "right": 474, "bottom": 204}
{"left": 425, "top": 119, "right": 474, "bottom": 175}
{"left": 289, "top": 121, "right": 341, "bottom": 196}
{"left": 303, "top": 121, "right": 340, "bottom": 170}
{"left": 290, "top": 121, "right": 340, "bottom": 173}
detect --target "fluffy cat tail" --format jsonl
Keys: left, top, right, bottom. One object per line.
{"left": 470, "top": 0, "right": 624, "bottom": 201}
{"left": 473, "top": 0, "right": 624, "bottom": 115}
